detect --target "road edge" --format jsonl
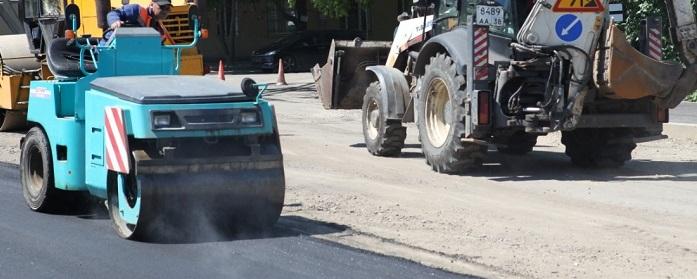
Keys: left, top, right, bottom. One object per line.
{"left": 664, "top": 123, "right": 697, "bottom": 140}
{"left": 278, "top": 215, "right": 524, "bottom": 279}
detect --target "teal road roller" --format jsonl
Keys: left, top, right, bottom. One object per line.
{"left": 20, "top": 5, "right": 284, "bottom": 240}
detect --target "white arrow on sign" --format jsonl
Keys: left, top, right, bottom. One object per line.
{"left": 561, "top": 17, "right": 582, "bottom": 36}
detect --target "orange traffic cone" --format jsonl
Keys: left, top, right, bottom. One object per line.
{"left": 277, "top": 58, "right": 288, "bottom": 86}
{"left": 218, "top": 60, "right": 225, "bottom": 81}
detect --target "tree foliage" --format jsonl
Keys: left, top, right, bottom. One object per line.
{"left": 617, "top": 0, "right": 697, "bottom": 100}
{"left": 290, "top": 0, "right": 372, "bottom": 18}
{"left": 615, "top": 1, "right": 674, "bottom": 60}
{"left": 207, "top": 0, "right": 372, "bottom": 19}
{"left": 616, "top": 0, "right": 697, "bottom": 61}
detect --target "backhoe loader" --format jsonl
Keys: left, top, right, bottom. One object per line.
{"left": 315, "top": 0, "right": 697, "bottom": 173}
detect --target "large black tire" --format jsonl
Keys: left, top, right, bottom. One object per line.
{"left": 495, "top": 131, "right": 538, "bottom": 155}
{"left": 562, "top": 128, "right": 637, "bottom": 168}
{"left": 107, "top": 170, "right": 149, "bottom": 240}
{"left": 362, "top": 82, "right": 407, "bottom": 156}
{"left": 20, "top": 127, "right": 59, "bottom": 212}
{"left": 417, "top": 53, "right": 486, "bottom": 173}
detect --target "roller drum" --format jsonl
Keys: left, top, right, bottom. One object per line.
{"left": 0, "top": 35, "right": 41, "bottom": 71}
{"left": 109, "top": 151, "right": 286, "bottom": 242}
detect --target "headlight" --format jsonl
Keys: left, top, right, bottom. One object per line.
{"left": 240, "top": 111, "right": 259, "bottom": 124}
{"left": 153, "top": 114, "right": 171, "bottom": 127}
{"left": 152, "top": 112, "right": 180, "bottom": 130}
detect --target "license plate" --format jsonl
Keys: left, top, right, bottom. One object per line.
{"left": 475, "top": 5, "right": 504, "bottom": 27}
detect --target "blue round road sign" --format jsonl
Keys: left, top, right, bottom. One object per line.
{"left": 555, "top": 14, "right": 583, "bottom": 42}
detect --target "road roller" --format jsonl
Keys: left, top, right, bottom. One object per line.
{"left": 19, "top": 6, "right": 285, "bottom": 240}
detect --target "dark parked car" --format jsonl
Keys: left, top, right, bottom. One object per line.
{"left": 251, "top": 30, "right": 363, "bottom": 72}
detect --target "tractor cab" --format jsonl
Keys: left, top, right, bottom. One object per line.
{"left": 429, "top": 0, "right": 533, "bottom": 36}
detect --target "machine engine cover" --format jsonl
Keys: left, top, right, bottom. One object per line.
{"left": 90, "top": 76, "right": 255, "bottom": 104}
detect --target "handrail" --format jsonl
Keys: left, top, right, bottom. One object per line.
{"left": 72, "top": 16, "right": 203, "bottom": 76}
{"left": 163, "top": 18, "right": 202, "bottom": 72}
{"left": 256, "top": 83, "right": 269, "bottom": 104}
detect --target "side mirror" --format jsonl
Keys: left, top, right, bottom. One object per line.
{"left": 65, "top": 4, "right": 81, "bottom": 30}
{"left": 241, "top": 78, "right": 260, "bottom": 98}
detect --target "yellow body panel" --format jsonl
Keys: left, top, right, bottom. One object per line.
{"left": 180, "top": 54, "right": 205, "bottom": 75}
{"left": 0, "top": 73, "right": 30, "bottom": 110}
{"left": 72, "top": 0, "right": 102, "bottom": 37}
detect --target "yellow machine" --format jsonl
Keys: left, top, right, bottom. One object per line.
{"left": 0, "top": 0, "right": 205, "bottom": 130}
{"left": 0, "top": 35, "right": 38, "bottom": 130}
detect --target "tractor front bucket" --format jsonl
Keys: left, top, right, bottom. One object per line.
{"left": 596, "top": 24, "right": 695, "bottom": 109}
{"left": 109, "top": 149, "right": 285, "bottom": 241}
{"left": 312, "top": 39, "right": 391, "bottom": 109}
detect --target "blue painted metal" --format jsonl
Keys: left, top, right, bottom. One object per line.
{"left": 26, "top": 21, "right": 274, "bottom": 200}
{"left": 117, "top": 174, "right": 140, "bottom": 225}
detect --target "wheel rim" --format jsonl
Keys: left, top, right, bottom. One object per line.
{"left": 26, "top": 145, "right": 44, "bottom": 197}
{"left": 109, "top": 172, "right": 141, "bottom": 238}
{"left": 425, "top": 78, "right": 452, "bottom": 148}
{"left": 365, "top": 98, "right": 380, "bottom": 140}
{"left": 283, "top": 57, "right": 295, "bottom": 72}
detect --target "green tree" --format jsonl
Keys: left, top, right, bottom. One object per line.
{"left": 289, "top": 0, "right": 372, "bottom": 18}
{"left": 615, "top": 1, "right": 676, "bottom": 60}
{"left": 616, "top": 0, "right": 697, "bottom": 101}
{"left": 207, "top": 0, "right": 372, "bottom": 19}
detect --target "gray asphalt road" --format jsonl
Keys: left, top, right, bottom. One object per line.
{"left": 671, "top": 102, "right": 697, "bottom": 124}
{"left": 0, "top": 163, "right": 472, "bottom": 279}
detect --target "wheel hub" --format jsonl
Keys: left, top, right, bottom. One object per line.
{"left": 116, "top": 173, "right": 141, "bottom": 226}
{"left": 365, "top": 99, "right": 380, "bottom": 139}
{"left": 425, "top": 78, "right": 451, "bottom": 148}
{"left": 27, "top": 146, "right": 44, "bottom": 196}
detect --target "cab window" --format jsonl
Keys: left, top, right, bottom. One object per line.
{"left": 41, "top": 0, "right": 65, "bottom": 17}
{"left": 434, "top": 0, "right": 460, "bottom": 34}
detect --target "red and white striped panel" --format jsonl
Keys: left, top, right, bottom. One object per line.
{"left": 648, "top": 27, "right": 662, "bottom": 60}
{"left": 473, "top": 26, "right": 489, "bottom": 80}
{"left": 104, "top": 107, "right": 130, "bottom": 174}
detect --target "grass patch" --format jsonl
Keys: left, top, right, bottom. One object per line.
{"left": 687, "top": 91, "right": 697, "bottom": 102}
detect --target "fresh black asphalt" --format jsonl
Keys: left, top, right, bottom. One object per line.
{"left": 0, "top": 162, "right": 475, "bottom": 279}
